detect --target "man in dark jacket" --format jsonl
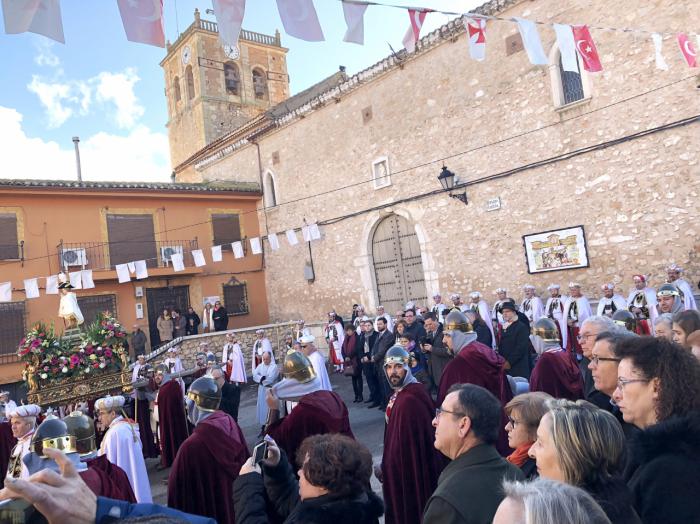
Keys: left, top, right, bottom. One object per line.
{"left": 131, "top": 325, "right": 148, "bottom": 357}
{"left": 422, "top": 313, "right": 452, "bottom": 389}
{"left": 184, "top": 306, "right": 201, "bottom": 335}
{"left": 498, "top": 302, "right": 532, "bottom": 379}
{"left": 403, "top": 309, "right": 427, "bottom": 342}
{"left": 424, "top": 384, "right": 523, "bottom": 524}
{"left": 210, "top": 366, "right": 241, "bottom": 422}
{"left": 172, "top": 309, "right": 187, "bottom": 339}
{"left": 212, "top": 301, "right": 229, "bottom": 332}
{"left": 358, "top": 318, "right": 379, "bottom": 406}
{"left": 371, "top": 318, "right": 395, "bottom": 409}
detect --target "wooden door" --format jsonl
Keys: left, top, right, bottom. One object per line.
{"left": 146, "top": 286, "right": 190, "bottom": 347}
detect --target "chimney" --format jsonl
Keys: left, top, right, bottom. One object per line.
{"left": 72, "top": 136, "right": 83, "bottom": 183}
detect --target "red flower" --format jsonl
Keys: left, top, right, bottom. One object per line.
{"left": 92, "top": 363, "right": 99, "bottom": 368}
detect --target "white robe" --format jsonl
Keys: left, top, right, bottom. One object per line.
{"left": 431, "top": 303, "right": 447, "bottom": 324}
{"left": 471, "top": 300, "right": 496, "bottom": 347}
{"left": 163, "top": 356, "right": 185, "bottom": 391}
{"left": 251, "top": 338, "right": 274, "bottom": 375}
{"left": 596, "top": 294, "right": 628, "bottom": 317}
{"left": 252, "top": 362, "right": 279, "bottom": 425}
{"left": 201, "top": 307, "right": 215, "bottom": 332}
{"left": 3, "top": 400, "right": 17, "bottom": 413}
{"left": 545, "top": 296, "right": 567, "bottom": 349}
{"left": 308, "top": 350, "right": 332, "bottom": 391}
{"left": 7, "top": 430, "right": 33, "bottom": 479}
{"left": 222, "top": 342, "right": 247, "bottom": 383}
{"left": 627, "top": 287, "right": 658, "bottom": 332}
{"left": 520, "top": 297, "right": 545, "bottom": 324}
{"left": 99, "top": 416, "right": 152, "bottom": 503}
{"left": 563, "top": 296, "right": 593, "bottom": 330}
{"left": 673, "top": 278, "right": 697, "bottom": 310}
{"left": 324, "top": 321, "right": 345, "bottom": 363}
{"left": 58, "top": 291, "right": 84, "bottom": 324}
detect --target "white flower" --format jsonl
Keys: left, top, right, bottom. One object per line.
{"left": 62, "top": 366, "right": 68, "bottom": 373}
{"left": 40, "top": 373, "right": 48, "bottom": 379}
{"left": 84, "top": 368, "right": 90, "bottom": 373}
{"left": 98, "top": 363, "right": 106, "bottom": 369}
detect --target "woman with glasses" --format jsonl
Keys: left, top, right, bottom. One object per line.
{"left": 528, "top": 399, "right": 640, "bottom": 524}
{"left": 504, "top": 392, "right": 552, "bottom": 480}
{"left": 612, "top": 336, "right": 700, "bottom": 524}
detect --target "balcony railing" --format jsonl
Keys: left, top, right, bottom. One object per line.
{"left": 196, "top": 18, "right": 281, "bottom": 46}
{"left": 57, "top": 240, "right": 199, "bottom": 272}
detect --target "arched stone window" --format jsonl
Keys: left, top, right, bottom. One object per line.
{"left": 263, "top": 170, "right": 278, "bottom": 208}
{"left": 173, "top": 76, "right": 181, "bottom": 102}
{"left": 186, "top": 65, "right": 195, "bottom": 101}
{"left": 549, "top": 45, "right": 590, "bottom": 108}
{"left": 252, "top": 68, "right": 267, "bottom": 100}
{"left": 224, "top": 62, "right": 240, "bottom": 95}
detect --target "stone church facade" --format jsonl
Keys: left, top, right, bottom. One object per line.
{"left": 166, "top": 0, "right": 699, "bottom": 321}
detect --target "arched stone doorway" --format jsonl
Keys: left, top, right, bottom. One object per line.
{"left": 371, "top": 214, "right": 427, "bottom": 313}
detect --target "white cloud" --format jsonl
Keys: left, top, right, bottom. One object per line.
{"left": 93, "top": 68, "right": 144, "bottom": 129}
{"left": 27, "top": 76, "right": 76, "bottom": 128}
{"left": 34, "top": 39, "right": 60, "bottom": 68}
{"left": 0, "top": 106, "right": 170, "bottom": 182}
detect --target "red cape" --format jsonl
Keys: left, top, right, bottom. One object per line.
{"left": 168, "top": 411, "right": 249, "bottom": 524}
{"left": 437, "top": 340, "right": 513, "bottom": 456}
{"left": 529, "top": 351, "right": 584, "bottom": 401}
{"left": 267, "top": 390, "right": 354, "bottom": 467}
{"left": 0, "top": 422, "right": 16, "bottom": 488}
{"left": 85, "top": 454, "right": 136, "bottom": 502}
{"left": 135, "top": 395, "right": 158, "bottom": 459}
{"left": 382, "top": 383, "right": 440, "bottom": 524}
{"left": 157, "top": 379, "right": 189, "bottom": 467}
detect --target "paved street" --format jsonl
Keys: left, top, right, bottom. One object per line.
{"left": 149, "top": 371, "right": 387, "bottom": 507}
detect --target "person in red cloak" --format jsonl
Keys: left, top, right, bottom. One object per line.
{"left": 154, "top": 364, "right": 189, "bottom": 468}
{"left": 132, "top": 364, "right": 159, "bottom": 459}
{"left": 64, "top": 410, "right": 137, "bottom": 502}
{"left": 168, "top": 376, "right": 249, "bottom": 524}
{"left": 437, "top": 310, "right": 512, "bottom": 456}
{"left": 0, "top": 414, "right": 17, "bottom": 488}
{"left": 379, "top": 345, "right": 440, "bottom": 524}
{"left": 529, "top": 318, "right": 584, "bottom": 401}
{"left": 265, "top": 350, "right": 354, "bottom": 466}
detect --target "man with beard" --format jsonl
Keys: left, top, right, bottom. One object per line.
{"left": 563, "top": 282, "right": 592, "bottom": 358}
{"left": 596, "top": 283, "right": 627, "bottom": 317}
{"left": 544, "top": 284, "right": 567, "bottom": 348}
{"left": 299, "top": 334, "right": 332, "bottom": 391}
{"left": 264, "top": 351, "right": 354, "bottom": 466}
{"left": 519, "top": 285, "right": 544, "bottom": 325}
{"left": 422, "top": 312, "right": 451, "bottom": 388}
{"left": 656, "top": 283, "right": 685, "bottom": 316}
{"left": 251, "top": 329, "right": 274, "bottom": 375}
{"left": 360, "top": 316, "right": 380, "bottom": 406}
{"left": 153, "top": 364, "right": 189, "bottom": 469}
{"left": 168, "top": 376, "right": 249, "bottom": 524}
{"left": 374, "top": 305, "right": 394, "bottom": 333}
{"left": 627, "top": 274, "right": 657, "bottom": 335}
{"left": 437, "top": 310, "right": 512, "bottom": 456}
{"left": 371, "top": 316, "right": 396, "bottom": 409}
{"left": 666, "top": 263, "right": 697, "bottom": 310}
{"left": 379, "top": 345, "right": 440, "bottom": 524}
{"left": 529, "top": 318, "right": 584, "bottom": 401}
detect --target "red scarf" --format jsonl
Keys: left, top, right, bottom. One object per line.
{"left": 507, "top": 442, "right": 533, "bottom": 467}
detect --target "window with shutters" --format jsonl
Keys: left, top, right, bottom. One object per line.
{"left": 106, "top": 214, "right": 157, "bottom": 268}
{"left": 186, "top": 65, "right": 195, "bottom": 101}
{"left": 0, "top": 213, "right": 19, "bottom": 260}
{"left": 223, "top": 282, "right": 249, "bottom": 316}
{"left": 224, "top": 62, "right": 240, "bottom": 95}
{"left": 77, "top": 294, "right": 117, "bottom": 326}
{"left": 0, "top": 302, "right": 25, "bottom": 356}
{"left": 211, "top": 213, "right": 242, "bottom": 251}
{"left": 252, "top": 69, "right": 267, "bottom": 100}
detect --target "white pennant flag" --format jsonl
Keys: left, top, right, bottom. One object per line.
{"left": 116, "top": 264, "right": 131, "bottom": 283}
{"left": 192, "top": 249, "right": 206, "bottom": 267}
{"left": 171, "top": 253, "right": 185, "bottom": 272}
{"left": 268, "top": 233, "right": 280, "bottom": 250}
{"left": 213, "top": 0, "right": 246, "bottom": 48}
{"left": 553, "top": 24, "right": 578, "bottom": 72}
{"left": 211, "top": 245, "right": 223, "bottom": 262}
{"left": 0, "top": 282, "right": 11, "bottom": 302}
{"left": 24, "top": 278, "right": 40, "bottom": 299}
{"left": 464, "top": 17, "right": 487, "bottom": 62}
{"left": 651, "top": 33, "right": 669, "bottom": 71}
{"left": 127, "top": 262, "right": 136, "bottom": 274}
{"left": 302, "top": 225, "right": 311, "bottom": 242}
{"left": 2, "top": 0, "right": 65, "bottom": 43}
{"left": 232, "top": 241, "right": 244, "bottom": 259}
{"left": 309, "top": 223, "right": 321, "bottom": 240}
{"left": 402, "top": 9, "right": 428, "bottom": 54}
{"left": 342, "top": 1, "right": 367, "bottom": 44}
{"left": 45, "top": 275, "right": 58, "bottom": 295}
{"left": 515, "top": 17, "right": 548, "bottom": 65}
{"left": 69, "top": 271, "right": 83, "bottom": 290}
{"left": 276, "top": 0, "right": 324, "bottom": 42}
{"left": 81, "top": 270, "right": 95, "bottom": 289}
{"left": 250, "top": 237, "right": 262, "bottom": 255}
{"left": 286, "top": 229, "right": 299, "bottom": 246}
{"left": 134, "top": 260, "right": 148, "bottom": 280}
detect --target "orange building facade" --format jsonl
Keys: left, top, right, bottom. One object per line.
{"left": 0, "top": 179, "right": 269, "bottom": 387}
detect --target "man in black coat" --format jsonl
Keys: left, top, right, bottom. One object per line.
{"left": 498, "top": 302, "right": 532, "bottom": 379}
{"left": 358, "top": 318, "right": 379, "bottom": 407}
{"left": 403, "top": 309, "right": 427, "bottom": 342}
{"left": 371, "top": 318, "right": 396, "bottom": 409}
{"left": 210, "top": 366, "right": 241, "bottom": 422}
{"left": 422, "top": 312, "right": 452, "bottom": 389}
{"left": 212, "top": 301, "right": 229, "bottom": 332}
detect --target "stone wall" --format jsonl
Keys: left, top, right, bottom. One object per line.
{"left": 184, "top": 0, "right": 700, "bottom": 320}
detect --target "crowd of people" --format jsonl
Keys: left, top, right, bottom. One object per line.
{"left": 0, "top": 265, "right": 698, "bottom": 524}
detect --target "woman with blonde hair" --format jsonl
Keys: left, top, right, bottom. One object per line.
{"left": 156, "top": 308, "right": 173, "bottom": 347}
{"left": 503, "top": 392, "right": 552, "bottom": 480}
{"left": 529, "top": 399, "right": 640, "bottom": 524}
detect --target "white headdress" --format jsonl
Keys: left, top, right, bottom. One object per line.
{"left": 95, "top": 395, "right": 126, "bottom": 412}
{"left": 547, "top": 283, "right": 561, "bottom": 291}
{"left": 7, "top": 404, "right": 41, "bottom": 419}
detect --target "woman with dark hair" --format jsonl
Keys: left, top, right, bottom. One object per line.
{"left": 156, "top": 308, "right": 173, "bottom": 347}
{"left": 671, "top": 309, "right": 700, "bottom": 349}
{"left": 393, "top": 320, "right": 407, "bottom": 337}
{"left": 341, "top": 323, "right": 363, "bottom": 403}
{"left": 612, "top": 336, "right": 700, "bottom": 523}
{"left": 465, "top": 309, "right": 493, "bottom": 348}
{"left": 234, "top": 434, "right": 383, "bottom": 524}
{"left": 504, "top": 392, "right": 552, "bottom": 480}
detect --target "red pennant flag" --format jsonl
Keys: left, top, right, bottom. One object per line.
{"left": 572, "top": 25, "right": 602, "bottom": 72}
{"left": 677, "top": 33, "right": 697, "bottom": 68}
{"left": 117, "top": 0, "right": 165, "bottom": 48}
{"left": 402, "top": 9, "right": 430, "bottom": 53}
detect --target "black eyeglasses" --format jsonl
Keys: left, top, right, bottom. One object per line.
{"left": 435, "top": 407, "right": 466, "bottom": 419}
{"left": 590, "top": 355, "right": 621, "bottom": 366}
{"left": 507, "top": 416, "right": 519, "bottom": 427}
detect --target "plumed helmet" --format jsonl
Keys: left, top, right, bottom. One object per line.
{"left": 186, "top": 377, "right": 221, "bottom": 412}
{"left": 531, "top": 318, "right": 560, "bottom": 343}
{"left": 384, "top": 345, "right": 410, "bottom": 367}
{"left": 444, "top": 310, "right": 473, "bottom": 333}
{"left": 656, "top": 283, "right": 680, "bottom": 297}
{"left": 31, "top": 418, "right": 77, "bottom": 457}
{"left": 282, "top": 350, "right": 316, "bottom": 384}
{"left": 64, "top": 411, "right": 96, "bottom": 455}
{"left": 612, "top": 310, "right": 637, "bottom": 333}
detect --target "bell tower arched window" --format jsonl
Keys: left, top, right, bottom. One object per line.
{"left": 224, "top": 62, "right": 241, "bottom": 96}
{"left": 263, "top": 170, "right": 278, "bottom": 208}
{"left": 252, "top": 68, "right": 267, "bottom": 100}
{"left": 186, "top": 65, "right": 195, "bottom": 100}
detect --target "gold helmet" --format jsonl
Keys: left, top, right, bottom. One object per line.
{"left": 612, "top": 310, "right": 637, "bottom": 333}
{"left": 31, "top": 418, "right": 78, "bottom": 457}
{"left": 531, "top": 317, "right": 560, "bottom": 343}
{"left": 282, "top": 350, "right": 316, "bottom": 384}
{"left": 384, "top": 345, "right": 410, "bottom": 367}
{"left": 187, "top": 376, "right": 221, "bottom": 412}
{"left": 64, "top": 411, "right": 96, "bottom": 455}
{"left": 444, "top": 310, "right": 473, "bottom": 333}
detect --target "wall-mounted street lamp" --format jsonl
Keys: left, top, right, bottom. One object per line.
{"left": 437, "top": 165, "right": 468, "bottom": 205}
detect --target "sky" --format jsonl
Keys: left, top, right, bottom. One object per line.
{"left": 0, "top": 0, "right": 482, "bottom": 183}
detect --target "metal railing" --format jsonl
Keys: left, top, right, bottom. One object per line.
{"left": 56, "top": 239, "right": 199, "bottom": 271}
{"left": 196, "top": 18, "right": 280, "bottom": 46}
